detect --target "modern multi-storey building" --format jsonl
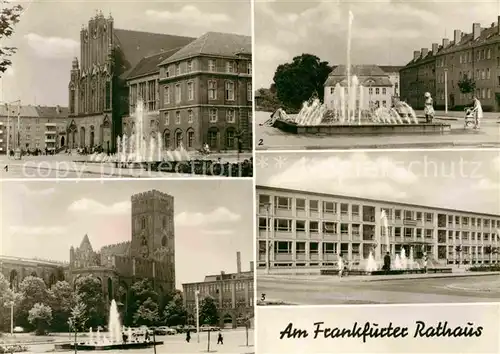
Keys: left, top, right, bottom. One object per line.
{"left": 324, "top": 65, "right": 394, "bottom": 110}
{"left": 401, "top": 16, "right": 500, "bottom": 111}
{"left": 256, "top": 185, "right": 500, "bottom": 271}
{"left": 182, "top": 252, "right": 254, "bottom": 328}
{"left": 66, "top": 11, "right": 194, "bottom": 151}
{"left": 1, "top": 189, "right": 176, "bottom": 320}
{"left": 158, "top": 32, "right": 252, "bottom": 152}
{"left": 0, "top": 105, "right": 68, "bottom": 153}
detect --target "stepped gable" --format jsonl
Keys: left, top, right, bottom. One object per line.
{"left": 160, "top": 31, "right": 251, "bottom": 65}
{"left": 113, "top": 29, "right": 195, "bottom": 71}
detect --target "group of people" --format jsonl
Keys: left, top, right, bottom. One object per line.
{"left": 185, "top": 330, "right": 224, "bottom": 345}
{"left": 424, "top": 92, "right": 483, "bottom": 129}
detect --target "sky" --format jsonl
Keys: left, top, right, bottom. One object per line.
{"left": 255, "top": 0, "right": 500, "bottom": 89}
{"left": 0, "top": 180, "right": 253, "bottom": 289}
{"left": 0, "top": 0, "right": 251, "bottom": 106}
{"left": 256, "top": 150, "right": 500, "bottom": 215}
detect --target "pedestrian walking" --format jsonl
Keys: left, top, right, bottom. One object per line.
{"left": 471, "top": 96, "right": 483, "bottom": 129}
{"left": 338, "top": 253, "right": 344, "bottom": 278}
{"left": 186, "top": 330, "right": 191, "bottom": 343}
{"left": 217, "top": 331, "right": 223, "bottom": 345}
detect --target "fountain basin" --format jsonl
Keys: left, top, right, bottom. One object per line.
{"left": 320, "top": 268, "right": 452, "bottom": 276}
{"left": 272, "top": 119, "right": 451, "bottom": 135}
{"left": 56, "top": 341, "right": 163, "bottom": 351}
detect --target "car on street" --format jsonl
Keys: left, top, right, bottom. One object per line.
{"left": 13, "top": 326, "right": 24, "bottom": 333}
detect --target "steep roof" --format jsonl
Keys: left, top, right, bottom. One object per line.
{"left": 160, "top": 32, "right": 251, "bottom": 65}
{"left": 79, "top": 234, "right": 93, "bottom": 252}
{"left": 126, "top": 47, "right": 183, "bottom": 80}
{"left": 113, "top": 29, "right": 195, "bottom": 70}
{"left": 35, "top": 106, "right": 69, "bottom": 118}
{"left": 378, "top": 65, "right": 404, "bottom": 73}
{"left": 0, "top": 104, "right": 40, "bottom": 117}
{"left": 325, "top": 65, "right": 393, "bottom": 87}
{"left": 329, "top": 65, "right": 387, "bottom": 77}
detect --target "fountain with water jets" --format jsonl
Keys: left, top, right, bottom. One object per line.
{"left": 268, "top": 10, "right": 451, "bottom": 135}
{"left": 60, "top": 299, "right": 162, "bottom": 351}
{"left": 89, "top": 99, "right": 191, "bottom": 164}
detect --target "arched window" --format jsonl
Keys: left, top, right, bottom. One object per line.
{"left": 175, "top": 129, "right": 183, "bottom": 148}
{"left": 163, "top": 129, "right": 171, "bottom": 149}
{"left": 187, "top": 129, "right": 195, "bottom": 148}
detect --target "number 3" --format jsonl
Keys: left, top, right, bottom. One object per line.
{"left": 261, "top": 293, "right": 266, "bottom": 301}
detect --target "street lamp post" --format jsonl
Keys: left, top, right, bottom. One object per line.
{"left": 3, "top": 301, "right": 14, "bottom": 336}
{"left": 195, "top": 290, "right": 200, "bottom": 343}
{"left": 444, "top": 69, "right": 449, "bottom": 115}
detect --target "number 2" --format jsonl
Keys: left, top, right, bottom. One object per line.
{"left": 258, "top": 139, "right": 264, "bottom": 146}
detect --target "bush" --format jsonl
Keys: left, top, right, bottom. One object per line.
{"left": 469, "top": 265, "right": 500, "bottom": 272}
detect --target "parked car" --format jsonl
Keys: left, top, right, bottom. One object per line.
{"left": 200, "top": 325, "right": 220, "bottom": 332}
{"left": 155, "top": 326, "right": 168, "bottom": 335}
{"left": 185, "top": 325, "right": 197, "bottom": 333}
{"left": 13, "top": 326, "right": 24, "bottom": 333}
{"left": 165, "top": 327, "right": 177, "bottom": 335}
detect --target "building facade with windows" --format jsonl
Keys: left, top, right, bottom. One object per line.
{"left": 324, "top": 65, "right": 394, "bottom": 110}
{"left": 0, "top": 105, "right": 68, "bottom": 153}
{"left": 401, "top": 16, "right": 500, "bottom": 111}
{"left": 158, "top": 32, "right": 252, "bottom": 152}
{"left": 256, "top": 186, "right": 500, "bottom": 271}
{"left": 2, "top": 190, "right": 176, "bottom": 320}
{"left": 182, "top": 252, "right": 254, "bottom": 328}
{"left": 66, "top": 12, "right": 194, "bottom": 152}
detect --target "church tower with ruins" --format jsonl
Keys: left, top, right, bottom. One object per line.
{"left": 131, "top": 190, "right": 175, "bottom": 292}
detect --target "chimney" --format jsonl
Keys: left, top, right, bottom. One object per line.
{"left": 454, "top": 30, "right": 462, "bottom": 45}
{"left": 236, "top": 251, "right": 241, "bottom": 273}
{"left": 442, "top": 38, "right": 450, "bottom": 48}
{"left": 421, "top": 48, "right": 429, "bottom": 58}
{"left": 432, "top": 43, "right": 439, "bottom": 55}
{"left": 413, "top": 50, "right": 420, "bottom": 60}
{"left": 473, "top": 23, "right": 481, "bottom": 40}
{"left": 250, "top": 261, "right": 254, "bottom": 271}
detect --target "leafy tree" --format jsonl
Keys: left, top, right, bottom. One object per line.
{"left": 0, "top": 1, "right": 24, "bottom": 76}
{"left": 0, "top": 273, "right": 21, "bottom": 332}
{"left": 199, "top": 296, "right": 219, "bottom": 326}
{"left": 458, "top": 75, "right": 476, "bottom": 95}
{"left": 163, "top": 291, "right": 187, "bottom": 326}
{"left": 17, "top": 276, "right": 49, "bottom": 329}
{"left": 68, "top": 301, "right": 87, "bottom": 346}
{"left": 48, "top": 281, "right": 75, "bottom": 331}
{"left": 273, "top": 54, "right": 332, "bottom": 110}
{"left": 28, "top": 303, "right": 52, "bottom": 335}
{"left": 133, "top": 298, "right": 159, "bottom": 326}
{"left": 74, "top": 275, "right": 105, "bottom": 328}
{"left": 128, "top": 279, "right": 159, "bottom": 326}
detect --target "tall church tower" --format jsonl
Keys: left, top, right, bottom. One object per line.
{"left": 130, "top": 190, "right": 175, "bottom": 285}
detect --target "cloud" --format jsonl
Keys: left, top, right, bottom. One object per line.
{"left": 68, "top": 198, "right": 131, "bottom": 215}
{"left": 9, "top": 225, "right": 66, "bottom": 235}
{"left": 175, "top": 207, "right": 241, "bottom": 227}
{"left": 145, "top": 5, "right": 231, "bottom": 27}
{"left": 256, "top": 45, "right": 290, "bottom": 63}
{"left": 24, "top": 33, "right": 79, "bottom": 59}
{"left": 200, "top": 229, "right": 234, "bottom": 236}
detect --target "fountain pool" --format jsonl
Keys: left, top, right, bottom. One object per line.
{"left": 268, "top": 11, "right": 451, "bottom": 136}
{"left": 57, "top": 299, "right": 162, "bottom": 351}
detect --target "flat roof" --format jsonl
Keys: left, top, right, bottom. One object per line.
{"left": 256, "top": 185, "right": 500, "bottom": 219}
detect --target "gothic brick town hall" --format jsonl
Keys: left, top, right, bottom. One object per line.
{"left": 66, "top": 11, "right": 252, "bottom": 153}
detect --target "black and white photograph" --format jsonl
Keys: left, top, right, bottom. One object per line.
{"left": 255, "top": 1, "right": 500, "bottom": 150}
{"left": 255, "top": 150, "right": 500, "bottom": 305}
{"left": 0, "top": 0, "right": 253, "bottom": 178}
{"left": 0, "top": 180, "right": 254, "bottom": 353}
